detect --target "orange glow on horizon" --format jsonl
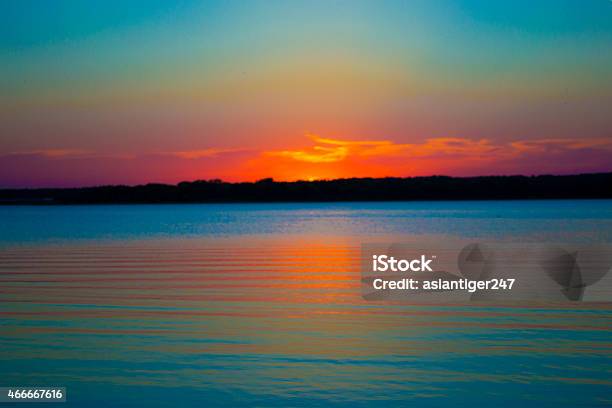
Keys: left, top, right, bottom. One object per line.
{"left": 2, "top": 133, "right": 612, "bottom": 187}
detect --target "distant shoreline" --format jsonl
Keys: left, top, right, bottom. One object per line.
{"left": 1, "top": 173, "right": 611, "bottom": 205}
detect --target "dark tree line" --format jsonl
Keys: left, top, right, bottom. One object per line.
{"left": 1, "top": 173, "right": 611, "bottom": 204}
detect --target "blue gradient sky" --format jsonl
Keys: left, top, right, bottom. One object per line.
{"left": 1, "top": 1, "right": 611, "bottom": 186}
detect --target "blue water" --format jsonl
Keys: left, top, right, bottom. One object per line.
{"left": 0, "top": 201, "right": 611, "bottom": 407}
{"left": 2, "top": 200, "right": 612, "bottom": 244}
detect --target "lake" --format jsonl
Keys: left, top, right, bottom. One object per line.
{"left": 1, "top": 200, "right": 611, "bottom": 407}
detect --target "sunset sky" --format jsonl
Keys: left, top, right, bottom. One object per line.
{"left": 1, "top": 0, "right": 611, "bottom": 187}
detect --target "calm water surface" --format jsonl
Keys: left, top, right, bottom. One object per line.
{"left": 1, "top": 201, "right": 611, "bottom": 407}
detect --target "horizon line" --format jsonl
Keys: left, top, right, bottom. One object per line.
{"left": 3, "top": 171, "right": 612, "bottom": 191}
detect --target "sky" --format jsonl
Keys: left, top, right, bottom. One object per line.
{"left": 1, "top": 0, "right": 611, "bottom": 187}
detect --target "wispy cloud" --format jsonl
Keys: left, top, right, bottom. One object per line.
{"left": 1, "top": 148, "right": 248, "bottom": 161}
{"left": 166, "top": 148, "right": 246, "bottom": 160}
{"left": 265, "top": 135, "right": 350, "bottom": 163}
{"left": 264, "top": 134, "right": 498, "bottom": 163}
{"left": 4, "top": 149, "right": 92, "bottom": 158}
{"left": 264, "top": 134, "right": 612, "bottom": 164}
{"left": 510, "top": 138, "right": 612, "bottom": 154}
